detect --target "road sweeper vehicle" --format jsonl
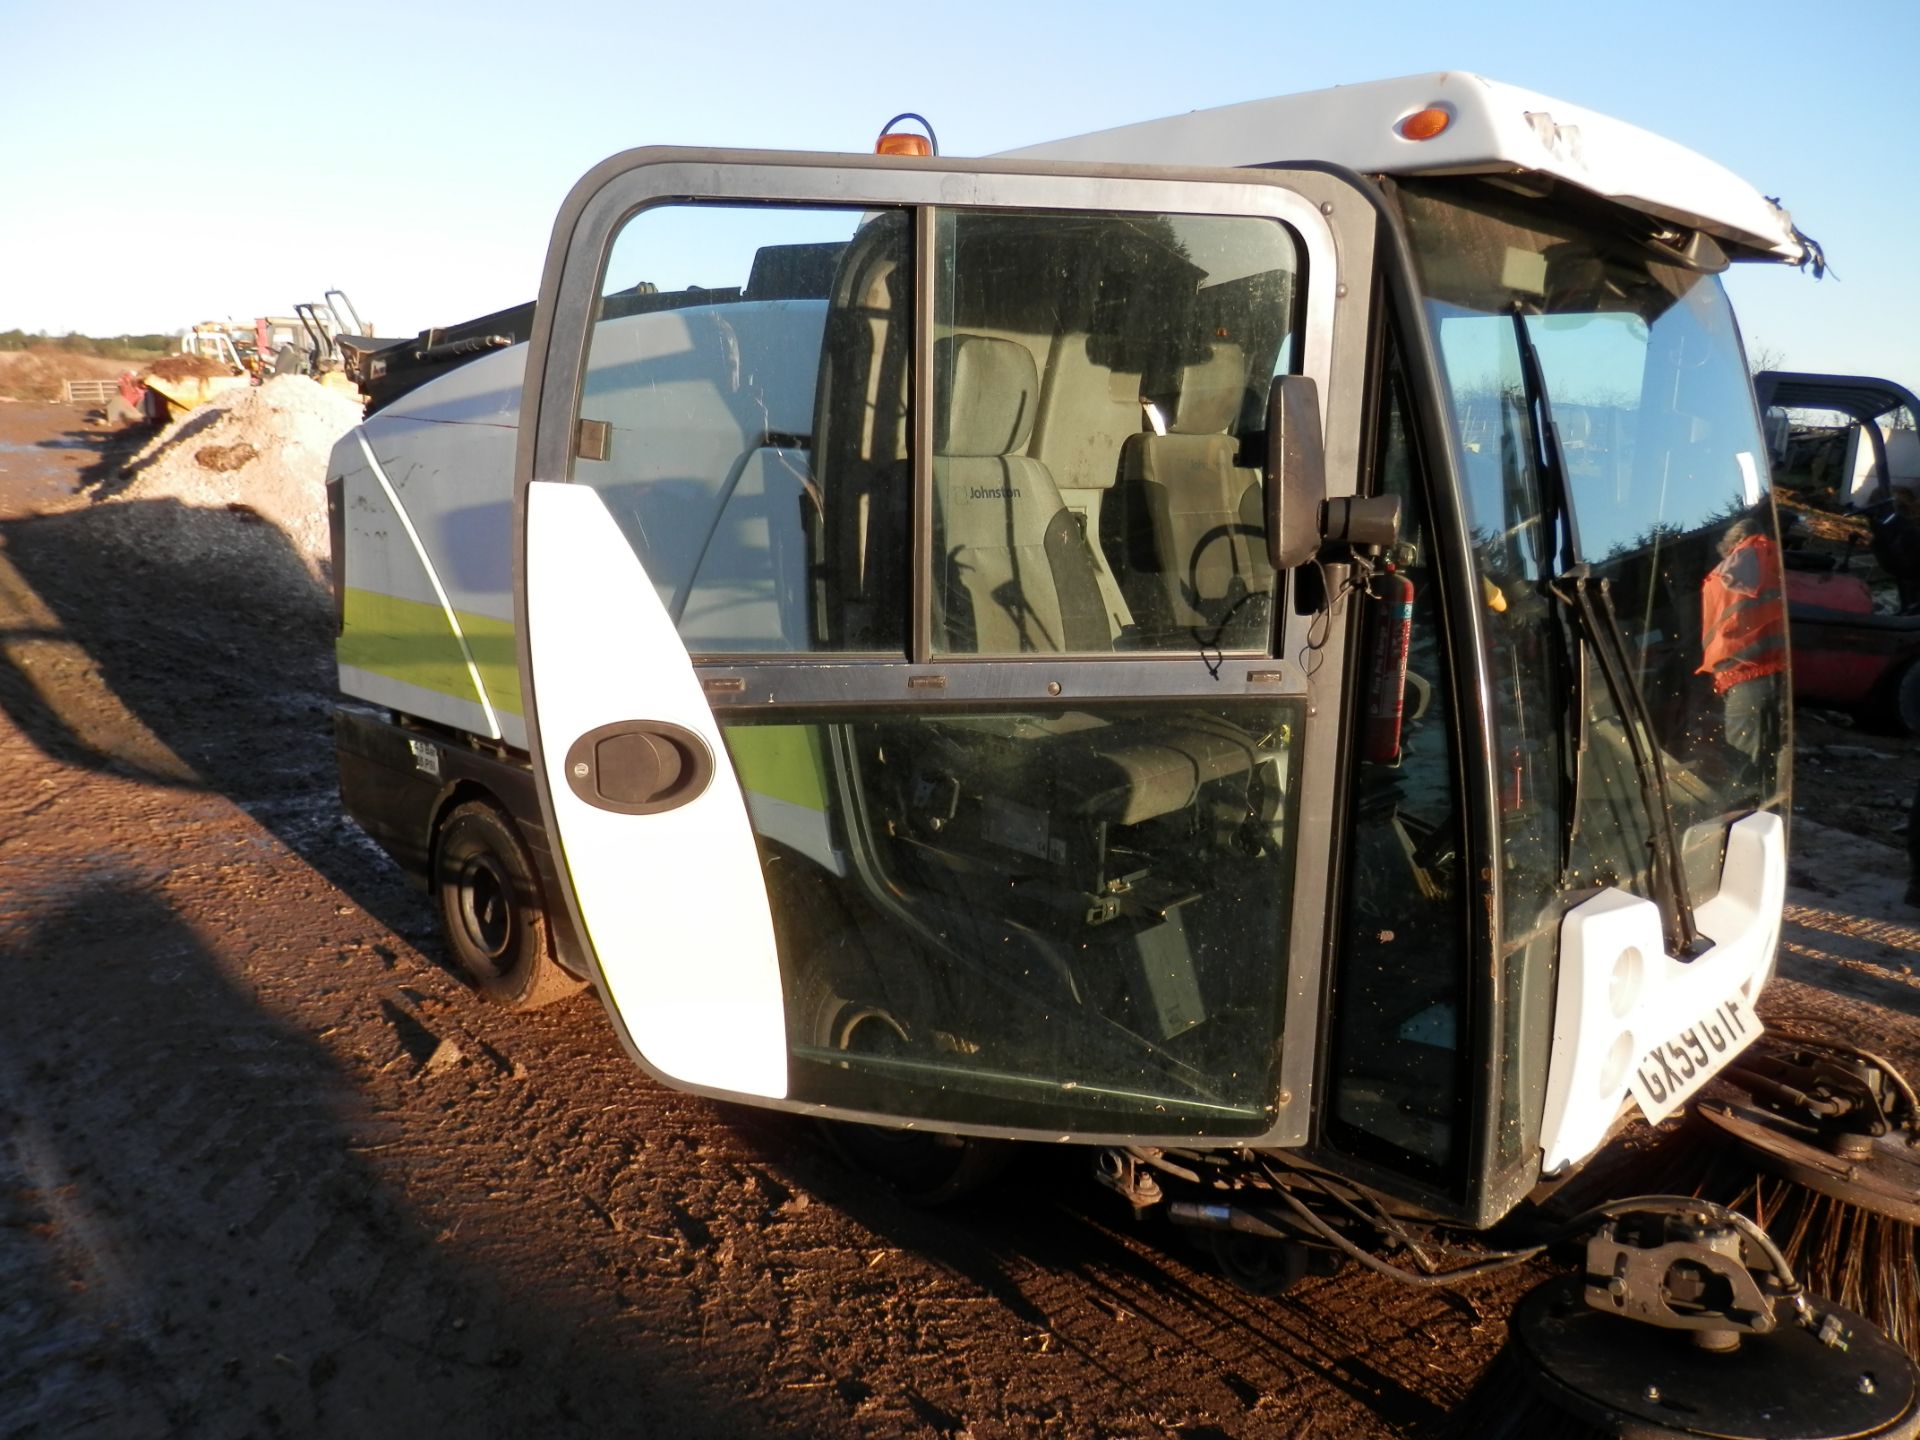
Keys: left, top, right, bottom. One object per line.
{"left": 327, "top": 73, "right": 1920, "bottom": 1436}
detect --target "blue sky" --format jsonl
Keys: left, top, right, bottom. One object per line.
{"left": 2, "top": 0, "right": 1913, "bottom": 383}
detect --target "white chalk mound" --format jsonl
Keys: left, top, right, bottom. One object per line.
{"left": 116, "top": 375, "right": 363, "bottom": 577}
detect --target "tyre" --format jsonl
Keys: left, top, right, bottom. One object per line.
{"left": 1891, "top": 660, "right": 1920, "bottom": 738}
{"left": 432, "top": 800, "right": 581, "bottom": 1010}
{"left": 821, "top": 1115, "right": 1014, "bottom": 1207}
{"left": 1205, "top": 1229, "right": 1312, "bottom": 1295}
{"left": 1868, "top": 659, "right": 1920, "bottom": 738}
{"left": 797, "top": 930, "right": 1012, "bottom": 1205}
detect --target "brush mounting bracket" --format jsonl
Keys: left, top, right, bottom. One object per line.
{"left": 1730, "top": 1040, "right": 1904, "bottom": 1146}
{"left": 1584, "top": 1213, "right": 1778, "bottom": 1341}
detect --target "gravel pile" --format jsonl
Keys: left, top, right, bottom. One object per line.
{"left": 110, "top": 375, "right": 363, "bottom": 591}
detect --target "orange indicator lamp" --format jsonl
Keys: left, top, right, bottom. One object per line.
{"left": 1397, "top": 107, "right": 1452, "bottom": 142}
{"left": 875, "top": 112, "right": 939, "bottom": 157}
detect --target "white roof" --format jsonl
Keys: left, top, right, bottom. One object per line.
{"left": 1007, "top": 72, "right": 1804, "bottom": 264}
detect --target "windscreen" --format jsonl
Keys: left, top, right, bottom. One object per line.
{"left": 1399, "top": 179, "right": 1788, "bottom": 940}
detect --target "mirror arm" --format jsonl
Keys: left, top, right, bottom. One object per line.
{"left": 1322, "top": 495, "right": 1403, "bottom": 553}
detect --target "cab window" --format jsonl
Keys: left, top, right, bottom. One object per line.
{"left": 929, "top": 209, "right": 1297, "bottom": 655}
{"left": 580, "top": 203, "right": 1300, "bottom": 662}
{"left": 1326, "top": 359, "right": 1469, "bottom": 1175}
{"left": 582, "top": 203, "right": 906, "bottom": 654}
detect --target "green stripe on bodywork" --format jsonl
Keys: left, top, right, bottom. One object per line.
{"left": 339, "top": 592, "right": 830, "bottom": 819}
{"left": 338, "top": 588, "right": 522, "bottom": 716}
{"left": 454, "top": 612, "right": 519, "bottom": 715}
{"left": 722, "top": 723, "right": 830, "bottom": 813}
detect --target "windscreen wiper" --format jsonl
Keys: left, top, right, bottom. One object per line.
{"left": 1509, "top": 307, "right": 1700, "bottom": 956}
{"left": 1506, "top": 313, "right": 1589, "bottom": 878}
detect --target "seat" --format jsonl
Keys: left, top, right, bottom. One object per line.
{"left": 909, "top": 338, "right": 1270, "bottom": 901}
{"left": 1114, "top": 344, "right": 1272, "bottom": 640}
{"left": 932, "top": 334, "right": 1109, "bottom": 653}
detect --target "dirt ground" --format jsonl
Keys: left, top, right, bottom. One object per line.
{"left": 1, "top": 398, "right": 1916, "bottom": 1440}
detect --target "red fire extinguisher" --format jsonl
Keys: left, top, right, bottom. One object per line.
{"left": 1362, "top": 560, "right": 1414, "bottom": 765}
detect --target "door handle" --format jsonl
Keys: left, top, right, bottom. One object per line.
{"left": 563, "top": 721, "right": 714, "bottom": 815}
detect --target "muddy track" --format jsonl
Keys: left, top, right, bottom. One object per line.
{"left": 2, "top": 402, "right": 1917, "bottom": 1439}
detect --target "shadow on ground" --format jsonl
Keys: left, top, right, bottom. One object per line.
{"left": 68, "top": 413, "right": 206, "bottom": 501}
{"left": 0, "top": 497, "right": 435, "bottom": 952}
{"left": 716, "top": 1105, "right": 1486, "bottom": 1436}
{"left": 0, "top": 880, "right": 856, "bottom": 1439}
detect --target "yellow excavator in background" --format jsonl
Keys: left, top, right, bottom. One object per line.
{"left": 271, "top": 290, "right": 369, "bottom": 400}
{"left": 133, "top": 330, "right": 250, "bottom": 422}
{"left": 114, "top": 296, "right": 371, "bottom": 425}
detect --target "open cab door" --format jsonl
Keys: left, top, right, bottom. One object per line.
{"left": 514, "top": 148, "right": 1377, "bottom": 1144}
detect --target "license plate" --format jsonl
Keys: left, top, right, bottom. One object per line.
{"left": 1629, "top": 995, "right": 1761, "bottom": 1123}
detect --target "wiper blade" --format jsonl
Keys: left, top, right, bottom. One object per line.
{"left": 1510, "top": 307, "right": 1582, "bottom": 577}
{"left": 1509, "top": 307, "right": 1588, "bottom": 875}
{"left": 1509, "top": 309, "right": 1700, "bottom": 956}
{"left": 1554, "top": 568, "right": 1701, "bottom": 954}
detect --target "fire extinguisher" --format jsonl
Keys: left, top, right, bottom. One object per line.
{"left": 1362, "top": 558, "right": 1414, "bottom": 765}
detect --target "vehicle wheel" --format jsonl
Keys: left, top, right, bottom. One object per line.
{"left": 799, "top": 933, "right": 1012, "bottom": 1205}
{"left": 1877, "top": 659, "right": 1920, "bottom": 737}
{"left": 822, "top": 1117, "right": 1013, "bottom": 1207}
{"left": 1206, "top": 1229, "right": 1311, "bottom": 1295}
{"left": 433, "top": 800, "right": 582, "bottom": 1010}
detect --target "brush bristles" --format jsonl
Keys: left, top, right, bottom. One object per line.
{"left": 1741, "top": 1173, "right": 1920, "bottom": 1357}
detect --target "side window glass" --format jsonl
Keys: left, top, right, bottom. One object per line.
{"left": 928, "top": 209, "right": 1298, "bottom": 656}
{"left": 728, "top": 694, "right": 1306, "bottom": 1137}
{"left": 581, "top": 204, "right": 911, "bottom": 654}
{"left": 1327, "top": 367, "right": 1468, "bottom": 1174}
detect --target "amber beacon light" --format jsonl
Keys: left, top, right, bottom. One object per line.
{"left": 875, "top": 112, "right": 939, "bottom": 156}
{"left": 1396, "top": 106, "right": 1452, "bottom": 141}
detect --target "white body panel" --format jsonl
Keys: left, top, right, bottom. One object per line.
{"left": 526, "top": 480, "right": 788, "bottom": 1097}
{"left": 1008, "top": 72, "right": 1804, "bottom": 263}
{"left": 331, "top": 300, "right": 825, "bottom": 750}
{"left": 333, "top": 341, "right": 528, "bottom": 738}
{"left": 1538, "top": 811, "right": 1785, "bottom": 1172}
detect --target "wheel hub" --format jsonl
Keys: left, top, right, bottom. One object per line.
{"left": 456, "top": 853, "right": 514, "bottom": 965}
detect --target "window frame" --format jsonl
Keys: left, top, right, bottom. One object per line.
{"left": 524, "top": 153, "right": 1359, "bottom": 708}
{"left": 514, "top": 149, "right": 1383, "bottom": 1151}
{"left": 1316, "top": 335, "right": 1478, "bottom": 1190}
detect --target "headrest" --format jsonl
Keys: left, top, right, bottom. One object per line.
{"left": 935, "top": 334, "right": 1037, "bottom": 457}
{"left": 1170, "top": 343, "right": 1247, "bottom": 436}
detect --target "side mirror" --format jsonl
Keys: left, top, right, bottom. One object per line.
{"left": 1266, "top": 374, "right": 1326, "bottom": 571}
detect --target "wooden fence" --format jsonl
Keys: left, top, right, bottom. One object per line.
{"left": 62, "top": 378, "right": 119, "bottom": 405}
